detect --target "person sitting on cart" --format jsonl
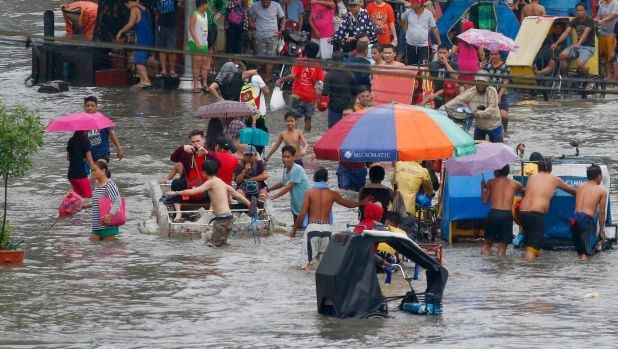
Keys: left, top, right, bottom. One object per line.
{"left": 234, "top": 145, "right": 269, "bottom": 205}
{"left": 570, "top": 164, "right": 607, "bottom": 260}
{"left": 534, "top": 22, "right": 567, "bottom": 77}
{"left": 442, "top": 71, "right": 503, "bottom": 143}
{"left": 376, "top": 211, "right": 407, "bottom": 266}
{"left": 552, "top": 3, "right": 596, "bottom": 90}
{"left": 481, "top": 164, "right": 525, "bottom": 257}
{"left": 422, "top": 44, "right": 461, "bottom": 109}
{"left": 167, "top": 130, "right": 221, "bottom": 223}
{"left": 391, "top": 160, "right": 434, "bottom": 237}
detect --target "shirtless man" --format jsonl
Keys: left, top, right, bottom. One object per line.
{"left": 264, "top": 111, "right": 309, "bottom": 167}
{"left": 521, "top": 0, "right": 545, "bottom": 21}
{"left": 570, "top": 165, "right": 607, "bottom": 260}
{"left": 166, "top": 160, "right": 251, "bottom": 247}
{"left": 481, "top": 165, "right": 525, "bottom": 256}
{"left": 377, "top": 44, "right": 405, "bottom": 67}
{"left": 291, "top": 167, "right": 371, "bottom": 270}
{"left": 519, "top": 158, "right": 576, "bottom": 261}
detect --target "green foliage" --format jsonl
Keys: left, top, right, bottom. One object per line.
{"left": 0, "top": 100, "right": 45, "bottom": 250}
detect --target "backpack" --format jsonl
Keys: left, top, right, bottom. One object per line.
{"left": 240, "top": 76, "right": 262, "bottom": 111}
{"left": 226, "top": 5, "right": 245, "bottom": 26}
{"left": 222, "top": 71, "right": 244, "bottom": 101}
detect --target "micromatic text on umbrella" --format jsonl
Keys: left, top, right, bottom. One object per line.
{"left": 341, "top": 150, "right": 396, "bottom": 161}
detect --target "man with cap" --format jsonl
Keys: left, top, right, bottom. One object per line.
{"left": 443, "top": 70, "right": 503, "bottom": 143}
{"left": 330, "top": 0, "right": 377, "bottom": 52}
{"left": 400, "top": 0, "right": 441, "bottom": 66}
{"left": 234, "top": 145, "right": 269, "bottom": 204}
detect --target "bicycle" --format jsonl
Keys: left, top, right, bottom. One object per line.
{"left": 415, "top": 194, "right": 438, "bottom": 243}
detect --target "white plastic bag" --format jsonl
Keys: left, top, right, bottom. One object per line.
{"left": 270, "top": 86, "right": 286, "bottom": 111}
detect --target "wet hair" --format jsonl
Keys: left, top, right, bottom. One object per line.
{"left": 575, "top": 2, "right": 586, "bottom": 10}
{"left": 284, "top": 110, "right": 298, "bottom": 120}
{"left": 215, "top": 135, "right": 232, "bottom": 151}
{"left": 495, "top": 164, "right": 510, "bottom": 177}
{"left": 282, "top": 145, "right": 296, "bottom": 156}
{"left": 529, "top": 152, "right": 543, "bottom": 162}
{"left": 73, "top": 130, "right": 88, "bottom": 138}
{"left": 202, "top": 160, "right": 219, "bottom": 176}
{"left": 304, "top": 41, "right": 320, "bottom": 59}
{"left": 368, "top": 165, "right": 385, "bottom": 183}
{"left": 371, "top": 44, "right": 383, "bottom": 53}
{"left": 385, "top": 211, "right": 401, "bottom": 226}
{"left": 382, "top": 43, "right": 395, "bottom": 52}
{"left": 189, "top": 129, "right": 205, "bottom": 138}
{"left": 538, "top": 157, "right": 552, "bottom": 172}
{"left": 332, "top": 51, "right": 344, "bottom": 63}
{"left": 356, "top": 85, "right": 371, "bottom": 95}
{"left": 587, "top": 164, "right": 602, "bottom": 180}
{"left": 95, "top": 159, "right": 111, "bottom": 178}
{"left": 84, "top": 96, "right": 97, "bottom": 105}
{"left": 356, "top": 40, "right": 369, "bottom": 53}
{"left": 245, "top": 62, "right": 259, "bottom": 70}
{"left": 437, "top": 44, "right": 449, "bottom": 52}
{"left": 196, "top": 0, "right": 208, "bottom": 7}
{"left": 206, "top": 118, "right": 224, "bottom": 150}
{"left": 314, "top": 167, "right": 328, "bottom": 182}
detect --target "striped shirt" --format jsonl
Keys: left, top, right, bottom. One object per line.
{"left": 92, "top": 180, "right": 121, "bottom": 231}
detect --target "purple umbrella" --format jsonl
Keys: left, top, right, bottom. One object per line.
{"left": 445, "top": 142, "right": 518, "bottom": 176}
{"left": 194, "top": 100, "right": 258, "bottom": 119}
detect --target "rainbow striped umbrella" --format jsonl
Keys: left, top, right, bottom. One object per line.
{"left": 314, "top": 103, "right": 476, "bottom": 162}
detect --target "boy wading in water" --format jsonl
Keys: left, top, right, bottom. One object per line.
{"left": 481, "top": 165, "right": 524, "bottom": 256}
{"left": 166, "top": 160, "right": 251, "bottom": 247}
{"left": 519, "top": 158, "right": 576, "bottom": 261}
{"left": 264, "top": 111, "right": 309, "bottom": 167}
{"left": 570, "top": 165, "right": 607, "bottom": 260}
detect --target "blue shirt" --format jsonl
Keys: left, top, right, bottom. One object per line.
{"left": 88, "top": 128, "right": 111, "bottom": 161}
{"left": 285, "top": 0, "right": 304, "bottom": 23}
{"left": 282, "top": 163, "right": 310, "bottom": 215}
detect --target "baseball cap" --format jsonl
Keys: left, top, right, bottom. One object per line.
{"left": 408, "top": 0, "right": 424, "bottom": 4}
{"left": 347, "top": 0, "right": 362, "bottom": 5}
{"left": 243, "top": 145, "right": 257, "bottom": 155}
{"left": 474, "top": 70, "right": 490, "bottom": 83}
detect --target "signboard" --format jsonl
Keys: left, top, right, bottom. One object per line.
{"left": 372, "top": 67, "right": 418, "bottom": 105}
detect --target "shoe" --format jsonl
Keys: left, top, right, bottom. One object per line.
{"left": 585, "top": 82, "right": 594, "bottom": 91}
{"left": 170, "top": 72, "right": 178, "bottom": 78}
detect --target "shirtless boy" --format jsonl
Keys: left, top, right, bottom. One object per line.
{"left": 521, "top": 0, "right": 546, "bottom": 21}
{"left": 264, "top": 111, "right": 309, "bottom": 167}
{"left": 291, "top": 167, "right": 371, "bottom": 270}
{"left": 166, "top": 160, "right": 251, "bottom": 247}
{"left": 481, "top": 165, "right": 525, "bottom": 256}
{"left": 519, "top": 158, "right": 576, "bottom": 261}
{"left": 570, "top": 164, "right": 607, "bottom": 260}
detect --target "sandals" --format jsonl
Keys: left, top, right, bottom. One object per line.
{"left": 170, "top": 72, "right": 178, "bottom": 78}
{"left": 193, "top": 88, "right": 202, "bottom": 93}
{"left": 173, "top": 217, "right": 185, "bottom": 223}
{"left": 132, "top": 83, "right": 152, "bottom": 89}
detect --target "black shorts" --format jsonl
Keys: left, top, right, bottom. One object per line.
{"left": 570, "top": 212, "right": 597, "bottom": 256}
{"left": 485, "top": 209, "right": 513, "bottom": 245}
{"left": 498, "top": 94, "right": 509, "bottom": 112}
{"left": 519, "top": 211, "right": 545, "bottom": 251}
{"left": 406, "top": 45, "right": 429, "bottom": 66}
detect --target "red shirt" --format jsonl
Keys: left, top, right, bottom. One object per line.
{"left": 292, "top": 60, "right": 325, "bottom": 103}
{"left": 187, "top": 154, "right": 205, "bottom": 183}
{"left": 366, "top": 2, "right": 395, "bottom": 45}
{"left": 215, "top": 151, "right": 238, "bottom": 186}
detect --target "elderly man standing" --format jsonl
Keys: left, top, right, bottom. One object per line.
{"left": 248, "top": 0, "right": 286, "bottom": 82}
{"left": 400, "top": 0, "right": 440, "bottom": 66}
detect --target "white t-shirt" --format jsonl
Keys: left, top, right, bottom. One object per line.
{"left": 401, "top": 8, "right": 436, "bottom": 47}
{"left": 251, "top": 75, "right": 267, "bottom": 115}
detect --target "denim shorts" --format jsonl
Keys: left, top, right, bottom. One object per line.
{"left": 566, "top": 45, "right": 595, "bottom": 63}
{"left": 498, "top": 94, "right": 509, "bottom": 112}
{"left": 292, "top": 98, "right": 315, "bottom": 118}
{"left": 474, "top": 125, "right": 504, "bottom": 143}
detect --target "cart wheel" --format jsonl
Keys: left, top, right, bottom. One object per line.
{"left": 362, "top": 312, "right": 388, "bottom": 319}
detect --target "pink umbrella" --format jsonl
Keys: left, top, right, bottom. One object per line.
{"left": 456, "top": 29, "right": 518, "bottom": 52}
{"left": 45, "top": 112, "right": 116, "bottom": 132}
{"left": 445, "top": 142, "right": 518, "bottom": 176}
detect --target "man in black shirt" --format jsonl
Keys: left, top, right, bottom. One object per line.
{"left": 323, "top": 51, "right": 356, "bottom": 128}
{"left": 155, "top": 0, "right": 178, "bottom": 77}
{"left": 347, "top": 39, "right": 372, "bottom": 87}
{"left": 424, "top": 44, "right": 460, "bottom": 109}
{"left": 553, "top": 3, "right": 596, "bottom": 87}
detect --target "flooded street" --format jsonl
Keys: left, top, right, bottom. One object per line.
{"left": 2, "top": 2, "right": 618, "bottom": 348}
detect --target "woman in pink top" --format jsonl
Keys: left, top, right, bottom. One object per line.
{"left": 309, "top": 0, "right": 335, "bottom": 59}
{"left": 450, "top": 21, "right": 485, "bottom": 86}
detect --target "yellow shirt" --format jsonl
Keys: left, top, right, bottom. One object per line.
{"left": 524, "top": 163, "right": 538, "bottom": 176}
{"left": 377, "top": 226, "right": 407, "bottom": 255}
{"left": 391, "top": 161, "right": 433, "bottom": 215}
